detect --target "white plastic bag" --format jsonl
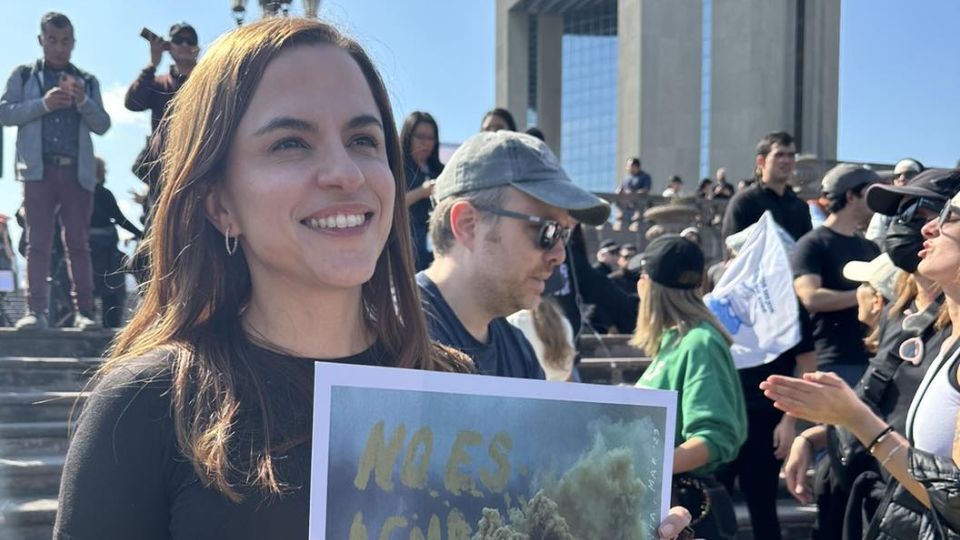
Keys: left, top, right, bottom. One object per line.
{"left": 705, "top": 212, "right": 801, "bottom": 369}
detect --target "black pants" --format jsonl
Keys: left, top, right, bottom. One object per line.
{"left": 811, "top": 456, "right": 849, "bottom": 540}
{"left": 716, "top": 403, "right": 784, "bottom": 540}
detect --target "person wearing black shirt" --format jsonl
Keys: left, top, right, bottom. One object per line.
{"left": 592, "top": 238, "right": 618, "bottom": 275}
{"left": 56, "top": 20, "right": 694, "bottom": 540}
{"left": 721, "top": 131, "right": 811, "bottom": 241}
{"left": 715, "top": 301, "right": 816, "bottom": 540}
{"left": 792, "top": 164, "right": 881, "bottom": 386}
{"left": 90, "top": 157, "right": 142, "bottom": 327}
{"left": 55, "top": 19, "right": 474, "bottom": 540}
{"left": 712, "top": 167, "right": 735, "bottom": 199}
{"left": 400, "top": 111, "right": 443, "bottom": 271}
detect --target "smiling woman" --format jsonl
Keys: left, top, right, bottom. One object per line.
{"left": 52, "top": 17, "right": 472, "bottom": 540}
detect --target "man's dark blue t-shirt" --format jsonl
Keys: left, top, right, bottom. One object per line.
{"left": 416, "top": 272, "right": 545, "bottom": 380}
{"left": 623, "top": 171, "right": 652, "bottom": 192}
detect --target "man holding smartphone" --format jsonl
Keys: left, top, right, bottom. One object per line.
{"left": 125, "top": 22, "right": 199, "bottom": 237}
{"left": 0, "top": 11, "right": 111, "bottom": 330}
{"left": 125, "top": 22, "right": 199, "bottom": 133}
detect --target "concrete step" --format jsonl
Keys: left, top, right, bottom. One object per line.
{"left": 0, "top": 455, "right": 65, "bottom": 499}
{"left": 0, "top": 328, "right": 114, "bottom": 358}
{"left": 0, "top": 357, "right": 102, "bottom": 392}
{"left": 0, "top": 497, "right": 58, "bottom": 540}
{"left": 0, "top": 421, "right": 71, "bottom": 458}
{"left": 0, "top": 392, "right": 85, "bottom": 423}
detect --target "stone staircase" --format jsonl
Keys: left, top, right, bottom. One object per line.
{"left": 0, "top": 329, "right": 112, "bottom": 540}
{"left": 0, "top": 328, "right": 813, "bottom": 539}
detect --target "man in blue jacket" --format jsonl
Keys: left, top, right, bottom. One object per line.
{"left": 0, "top": 12, "right": 111, "bottom": 330}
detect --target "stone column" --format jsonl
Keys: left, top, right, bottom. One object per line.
{"left": 495, "top": 0, "right": 529, "bottom": 131}
{"left": 536, "top": 13, "right": 563, "bottom": 154}
{"left": 617, "top": 0, "right": 702, "bottom": 193}
{"left": 709, "top": 0, "right": 839, "bottom": 182}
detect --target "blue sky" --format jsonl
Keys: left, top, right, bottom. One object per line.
{"left": 1, "top": 1, "right": 958, "bottom": 270}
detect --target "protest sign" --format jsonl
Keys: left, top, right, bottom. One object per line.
{"left": 310, "top": 363, "right": 676, "bottom": 539}
{"left": 705, "top": 211, "right": 801, "bottom": 369}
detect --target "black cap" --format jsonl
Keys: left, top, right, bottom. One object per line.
{"left": 169, "top": 22, "right": 197, "bottom": 40}
{"left": 865, "top": 168, "right": 960, "bottom": 216}
{"left": 821, "top": 164, "right": 879, "bottom": 198}
{"left": 634, "top": 234, "right": 704, "bottom": 290}
{"left": 599, "top": 239, "right": 618, "bottom": 251}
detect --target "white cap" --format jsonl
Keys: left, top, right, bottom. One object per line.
{"left": 843, "top": 253, "right": 900, "bottom": 302}
{"left": 893, "top": 159, "right": 922, "bottom": 176}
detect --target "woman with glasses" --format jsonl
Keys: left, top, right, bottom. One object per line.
{"left": 399, "top": 111, "right": 443, "bottom": 271}
{"left": 763, "top": 184, "right": 960, "bottom": 539}
{"left": 633, "top": 234, "right": 747, "bottom": 540}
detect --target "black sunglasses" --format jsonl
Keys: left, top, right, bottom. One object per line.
{"left": 171, "top": 35, "right": 198, "bottom": 46}
{"left": 937, "top": 201, "right": 960, "bottom": 229}
{"left": 896, "top": 197, "right": 943, "bottom": 224}
{"left": 474, "top": 207, "right": 572, "bottom": 251}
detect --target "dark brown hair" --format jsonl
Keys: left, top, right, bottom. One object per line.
{"left": 400, "top": 111, "right": 443, "bottom": 174}
{"left": 104, "top": 17, "right": 469, "bottom": 502}
{"left": 482, "top": 107, "right": 517, "bottom": 131}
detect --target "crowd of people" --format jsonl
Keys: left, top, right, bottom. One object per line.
{"left": 1, "top": 10, "right": 958, "bottom": 540}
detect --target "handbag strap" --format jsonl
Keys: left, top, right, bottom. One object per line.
{"left": 860, "top": 297, "right": 943, "bottom": 407}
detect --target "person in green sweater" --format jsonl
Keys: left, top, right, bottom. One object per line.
{"left": 633, "top": 234, "right": 747, "bottom": 540}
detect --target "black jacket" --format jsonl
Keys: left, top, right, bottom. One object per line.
{"left": 866, "top": 449, "right": 960, "bottom": 539}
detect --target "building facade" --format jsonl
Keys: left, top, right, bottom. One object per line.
{"left": 496, "top": 0, "right": 840, "bottom": 193}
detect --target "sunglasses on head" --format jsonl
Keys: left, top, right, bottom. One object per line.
{"left": 171, "top": 35, "right": 197, "bottom": 46}
{"left": 896, "top": 197, "right": 943, "bottom": 224}
{"left": 474, "top": 207, "right": 572, "bottom": 251}
{"left": 937, "top": 201, "right": 960, "bottom": 228}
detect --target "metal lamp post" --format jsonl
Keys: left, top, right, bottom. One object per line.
{"left": 303, "top": 0, "right": 321, "bottom": 18}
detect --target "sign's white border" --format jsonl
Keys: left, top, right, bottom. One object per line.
{"left": 309, "top": 363, "right": 677, "bottom": 539}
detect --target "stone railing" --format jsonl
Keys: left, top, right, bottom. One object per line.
{"left": 582, "top": 193, "right": 730, "bottom": 264}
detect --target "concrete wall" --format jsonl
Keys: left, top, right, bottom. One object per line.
{"left": 709, "top": 0, "right": 839, "bottom": 183}
{"left": 617, "top": 0, "right": 703, "bottom": 192}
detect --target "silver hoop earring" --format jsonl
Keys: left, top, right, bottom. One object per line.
{"left": 224, "top": 224, "right": 239, "bottom": 256}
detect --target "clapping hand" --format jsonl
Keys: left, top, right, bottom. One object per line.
{"left": 760, "top": 371, "right": 866, "bottom": 428}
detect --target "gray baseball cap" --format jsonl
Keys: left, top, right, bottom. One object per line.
{"left": 821, "top": 163, "right": 880, "bottom": 197}
{"left": 433, "top": 131, "right": 611, "bottom": 226}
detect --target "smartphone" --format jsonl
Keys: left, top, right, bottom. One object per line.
{"left": 58, "top": 73, "right": 75, "bottom": 91}
{"left": 140, "top": 27, "right": 170, "bottom": 50}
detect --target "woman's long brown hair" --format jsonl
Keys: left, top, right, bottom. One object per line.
{"left": 102, "top": 18, "right": 468, "bottom": 502}
{"left": 531, "top": 297, "right": 574, "bottom": 373}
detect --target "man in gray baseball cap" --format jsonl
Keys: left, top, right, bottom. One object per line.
{"left": 431, "top": 130, "right": 610, "bottom": 225}
{"left": 792, "top": 164, "right": 880, "bottom": 386}
{"left": 416, "top": 130, "right": 610, "bottom": 379}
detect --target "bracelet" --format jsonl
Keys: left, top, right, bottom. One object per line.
{"left": 880, "top": 442, "right": 905, "bottom": 468}
{"left": 867, "top": 425, "right": 895, "bottom": 455}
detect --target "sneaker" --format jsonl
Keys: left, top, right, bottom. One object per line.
{"left": 15, "top": 312, "right": 49, "bottom": 330}
{"left": 73, "top": 312, "right": 102, "bottom": 331}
